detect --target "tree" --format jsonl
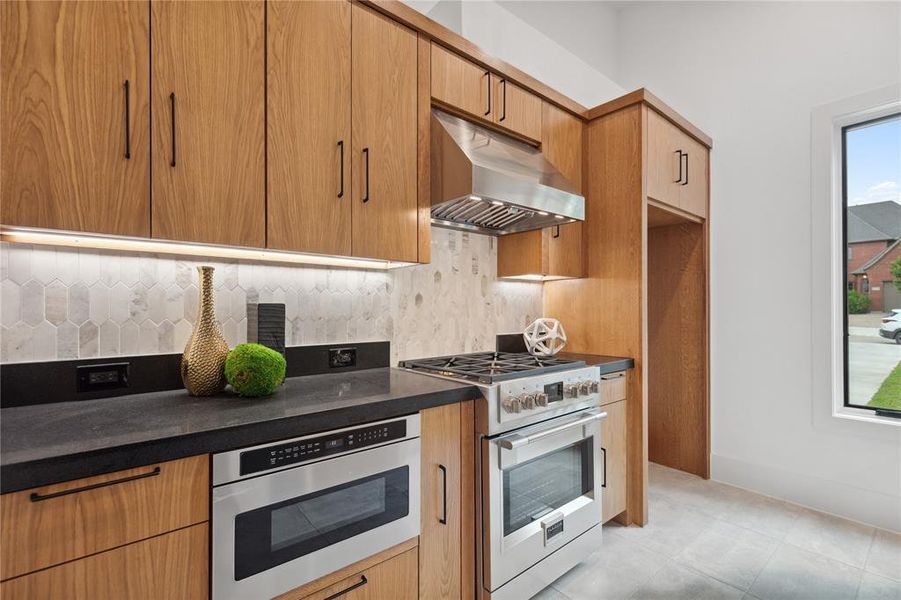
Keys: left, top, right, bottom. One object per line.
{"left": 892, "top": 255, "right": 901, "bottom": 293}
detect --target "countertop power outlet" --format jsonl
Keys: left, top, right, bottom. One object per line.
{"left": 328, "top": 347, "right": 357, "bottom": 369}
{"left": 77, "top": 363, "right": 129, "bottom": 393}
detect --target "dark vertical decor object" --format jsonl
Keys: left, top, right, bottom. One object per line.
{"left": 247, "top": 303, "right": 286, "bottom": 355}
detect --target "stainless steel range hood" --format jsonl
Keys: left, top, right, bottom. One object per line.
{"left": 430, "top": 109, "right": 585, "bottom": 236}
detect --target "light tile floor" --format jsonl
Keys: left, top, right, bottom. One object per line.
{"left": 535, "top": 463, "right": 901, "bottom": 600}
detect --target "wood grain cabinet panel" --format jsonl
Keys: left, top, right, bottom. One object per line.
{"left": 267, "top": 0, "right": 352, "bottom": 256}
{"left": 419, "top": 404, "right": 462, "bottom": 600}
{"left": 493, "top": 77, "right": 542, "bottom": 141}
{"left": 151, "top": 0, "right": 265, "bottom": 247}
{"left": 351, "top": 4, "right": 418, "bottom": 262}
{"left": 0, "top": 523, "right": 208, "bottom": 600}
{"left": 601, "top": 399, "right": 627, "bottom": 523}
{"left": 301, "top": 547, "right": 418, "bottom": 600}
{"left": 680, "top": 135, "right": 709, "bottom": 218}
{"left": 1, "top": 0, "right": 150, "bottom": 236}
{"left": 430, "top": 43, "right": 490, "bottom": 119}
{"left": 0, "top": 455, "right": 209, "bottom": 580}
{"left": 646, "top": 108, "right": 683, "bottom": 211}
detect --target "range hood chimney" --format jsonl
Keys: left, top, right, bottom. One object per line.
{"left": 430, "top": 109, "right": 584, "bottom": 236}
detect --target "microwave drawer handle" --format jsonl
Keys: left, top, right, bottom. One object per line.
{"left": 498, "top": 411, "right": 606, "bottom": 450}
{"left": 324, "top": 575, "right": 368, "bottom": 600}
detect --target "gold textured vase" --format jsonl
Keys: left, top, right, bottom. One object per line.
{"left": 181, "top": 266, "right": 229, "bottom": 396}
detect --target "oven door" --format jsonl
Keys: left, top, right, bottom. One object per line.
{"left": 212, "top": 438, "right": 420, "bottom": 600}
{"left": 483, "top": 409, "right": 605, "bottom": 591}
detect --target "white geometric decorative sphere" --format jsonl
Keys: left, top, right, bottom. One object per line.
{"left": 523, "top": 318, "right": 567, "bottom": 357}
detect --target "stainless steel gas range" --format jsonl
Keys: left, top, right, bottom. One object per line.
{"left": 400, "top": 352, "right": 606, "bottom": 600}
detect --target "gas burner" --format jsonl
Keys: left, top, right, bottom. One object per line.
{"left": 400, "top": 351, "right": 585, "bottom": 384}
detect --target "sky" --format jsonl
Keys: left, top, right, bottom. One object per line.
{"left": 846, "top": 115, "right": 901, "bottom": 207}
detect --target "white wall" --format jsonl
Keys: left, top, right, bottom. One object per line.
{"left": 406, "top": 0, "right": 624, "bottom": 107}
{"left": 615, "top": 1, "right": 901, "bottom": 531}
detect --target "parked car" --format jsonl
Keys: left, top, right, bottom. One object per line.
{"left": 878, "top": 316, "right": 901, "bottom": 344}
{"left": 881, "top": 308, "right": 901, "bottom": 324}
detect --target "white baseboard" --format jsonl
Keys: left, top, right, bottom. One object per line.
{"left": 711, "top": 453, "right": 901, "bottom": 533}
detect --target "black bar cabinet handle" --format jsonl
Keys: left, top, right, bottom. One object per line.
{"left": 169, "top": 92, "right": 176, "bottom": 167}
{"left": 553, "top": 225, "right": 560, "bottom": 239}
{"left": 682, "top": 152, "right": 689, "bottom": 186}
{"left": 30, "top": 466, "right": 161, "bottom": 502}
{"left": 484, "top": 71, "right": 491, "bottom": 116}
{"left": 500, "top": 79, "right": 507, "bottom": 122}
{"left": 323, "top": 575, "right": 368, "bottom": 600}
{"left": 601, "top": 448, "right": 607, "bottom": 488}
{"left": 362, "top": 147, "right": 370, "bottom": 203}
{"left": 337, "top": 140, "right": 345, "bottom": 198}
{"left": 674, "top": 150, "right": 683, "bottom": 183}
{"left": 123, "top": 80, "right": 131, "bottom": 159}
{"left": 438, "top": 464, "right": 448, "bottom": 525}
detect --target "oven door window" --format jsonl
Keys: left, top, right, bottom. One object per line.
{"left": 503, "top": 439, "right": 593, "bottom": 537}
{"left": 233, "top": 466, "right": 409, "bottom": 580}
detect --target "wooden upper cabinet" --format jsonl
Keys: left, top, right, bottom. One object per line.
{"left": 267, "top": 1, "right": 352, "bottom": 256}
{"left": 351, "top": 4, "right": 418, "bottom": 262}
{"left": 497, "top": 102, "right": 584, "bottom": 279}
{"left": 151, "top": 0, "right": 265, "bottom": 247}
{"left": 647, "top": 107, "right": 708, "bottom": 218}
{"left": 419, "top": 404, "right": 463, "bottom": 600}
{"left": 1, "top": 0, "right": 150, "bottom": 236}
{"left": 492, "top": 77, "right": 542, "bottom": 141}
{"left": 431, "top": 44, "right": 490, "bottom": 119}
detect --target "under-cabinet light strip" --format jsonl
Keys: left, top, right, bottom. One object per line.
{"left": 0, "top": 227, "right": 415, "bottom": 271}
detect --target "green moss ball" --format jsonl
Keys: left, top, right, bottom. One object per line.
{"left": 225, "top": 343, "right": 286, "bottom": 397}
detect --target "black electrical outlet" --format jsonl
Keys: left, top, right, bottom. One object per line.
{"left": 328, "top": 347, "right": 357, "bottom": 369}
{"left": 77, "top": 363, "right": 129, "bottom": 393}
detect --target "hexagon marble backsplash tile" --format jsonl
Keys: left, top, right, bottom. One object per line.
{"left": 0, "top": 229, "right": 543, "bottom": 366}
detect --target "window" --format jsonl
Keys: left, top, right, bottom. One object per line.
{"left": 842, "top": 113, "right": 901, "bottom": 414}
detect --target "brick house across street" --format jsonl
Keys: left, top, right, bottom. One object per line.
{"left": 847, "top": 200, "right": 901, "bottom": 312}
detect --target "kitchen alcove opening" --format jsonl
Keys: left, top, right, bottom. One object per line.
{"left": 647, "top": 205, "right": 709, "bottom": 479}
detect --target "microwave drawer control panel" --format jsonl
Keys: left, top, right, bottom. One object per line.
{"left": 240, "top": 419, "right": 407, "bottom": 476}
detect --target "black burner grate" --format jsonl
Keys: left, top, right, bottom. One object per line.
{"left": 400, "top": 351, "right": 585, "bottom": 384}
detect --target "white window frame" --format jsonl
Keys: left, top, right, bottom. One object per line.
{"left": 811, "top": 84, "right": 900, "bottom": 430}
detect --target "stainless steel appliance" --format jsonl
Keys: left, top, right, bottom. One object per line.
{"left": 211, "top": 415, "right": 420, "bottom": 600}
{"left": 400, "top": 352, "right": 605, "bottom": 600}
{"left": 430, "top": 109, "right": 585, "bottom": 236}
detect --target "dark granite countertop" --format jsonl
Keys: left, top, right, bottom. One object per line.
{"left": 0, "top": 367, "right": 479, "bottom": 494}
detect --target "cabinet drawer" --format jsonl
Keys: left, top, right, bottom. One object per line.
{"left": 0, "top": 523, "right": 208, "bottom": 600}
{"left": 300, "top": 547, "right": 418, "bottom": 600}
{"left": 599, "top": 371, "right": 627, "bottom": 406}
{"left": 1, "top": 455, "right": 208, "bottom": 580}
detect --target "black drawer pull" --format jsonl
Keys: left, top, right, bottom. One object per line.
{"left": 123, "top": 80, "right": 131, "bottom": 159}
{"left": 324, "top": 575, "right": 368, "bottom": 600}
{"left": 500, "top": 78, "right": 507, "bottom": 122}
{"left": 30, "top": 466, "right": 161, "bottom": 502}
{"left": 552, "top": 225, "right": 560, "bottom": 239}
{"left": 169, "top": 93, "right": 177, "bottom": 167}
{"left": 682, "top": 152, "right": 689, "bottom": 186}
{"left": 484, "top": 71, "right": 491, "bottom": 116}
{"left": 674, "top": 150, "right": 683, "bottom": 183}
{"left": 439, "top": 464, "right": 448, "bottom": 525}
{"left": 337, "top": 140, "right": 345, "bottom": 199}
{"left": 601, "top": 447, "right": 607, "bottom": 488}
{"left": 362, "top": 147, "right": 370, "bottom": 203}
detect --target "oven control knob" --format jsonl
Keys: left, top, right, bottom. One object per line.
{"left": 588, "top": 380, "right": 600, "bottom": 394}
{"left": 578, "top": 381, "right": 592, "bottom": 396}
{"left": 534, "top": 392, "right": 549, "bottom": 407}
{"left": 520, "top": 393, "right": 538, "bottom": 410}
{"left": 563, "top": 384, "right": 579, "bottom": 399}
{"left": 502, "top": 396, "right": 522, "bottom": 413}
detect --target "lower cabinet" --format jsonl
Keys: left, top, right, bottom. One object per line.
{"left": 0, "top": 523, "right": 208, "bottom": 600}
{"left": 601, "top": 399, "right": 627, "bottom": 523}
{"left": 300, "top": 547, "right": 418, "bottom": 600}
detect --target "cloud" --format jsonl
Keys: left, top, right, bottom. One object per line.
{"left": 850, "top": 180, "right": 900, "bottom": 206}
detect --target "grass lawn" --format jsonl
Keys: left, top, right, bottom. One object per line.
{"left": 868, "top": 361, "right": 901, "bottom": 410}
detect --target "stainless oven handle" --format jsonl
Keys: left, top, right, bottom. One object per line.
{"left": 498, "top": 410, "right": 606, "bottom": 450}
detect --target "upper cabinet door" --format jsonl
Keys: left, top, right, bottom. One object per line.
{"left": 646, "top": 108, "right": 683, "bottom": 210}
{"left": 151, "top": 0, "right": 265, "bottom": 247}
{"left": 679, "top": 136, "right": 709, "bottom": 218}
{"left": 492, "top": 78, "right": 542, "bottom": 141}
{"left": 267, "top": 1, "right": 351, "bottom": 256}
{"left": 544, "top": 103, "right": 584, "bottom": 278}
{"left": 351, "top": 5, "right": 418, "bottom": 262}
{"left": 430, "top": 44, "right": 490, "bottom": 119}
{"left": 1, "top": 0, "right": 150, "bottom": 236}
